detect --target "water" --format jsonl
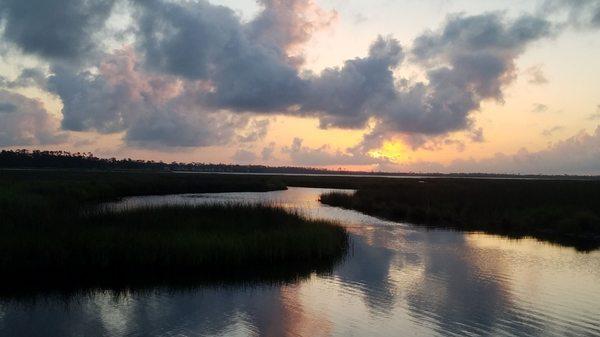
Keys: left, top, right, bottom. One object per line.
{"left": 2, "top": 187, "right": 600, "bottom": 337}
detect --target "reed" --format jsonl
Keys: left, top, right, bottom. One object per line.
{"left": 320, "top": 179, "right": 600, "bottom": 250}
{"left": 0, "top": 204, "right": 348, "bottom": 280}
{"left": 0, "top": 170, "right": 348, "bottom": 288}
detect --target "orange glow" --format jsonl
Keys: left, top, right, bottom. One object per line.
{"left": 368, "top": 141, "right": 407, "bottom": 162}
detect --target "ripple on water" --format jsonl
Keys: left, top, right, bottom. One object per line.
{"left": 2, "top": 187, "right": 600, "bottom": 337}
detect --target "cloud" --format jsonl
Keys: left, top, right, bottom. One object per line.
{"left": 397, "top": 126, "right": 600, "bottom": 174}
{"left": 125, "top": 108, "right": 243, "bottom": 149}
{"left": 403, "top": 13, "right": 552, "bottom": 130}
{"left": 261, "top": 142, "right": 277, "bottom": 161}
{"left": 47, "top": 48, "right": 248, "bottom": 148}
{"left": 444, "top": 139, "right": 466, "bottom": 152}
{"left": 0, "top": 90, "right": 66, "bottom": 146}
{"left": 132, "top": 0, "right": 307, "bottom": 113}
{"left": 0, "top": 0, "right": 582, "bottom": 153}
{"left": 48, "top": 65, "right": 130, "bottom": 133}
{"left": 232, "top": 149, "right": 258, "bottom": 164}
{"left": 0, "top": 102, "right": 16, "bottom": 113}
{"left": 540, "top": 0, "right": 600, "bottom": 29}
{"left": 120, "top": 4, "right": 553, "bottom": 148}
{"left": 542, "top": 125, "right": 565, "bottom": 136}
{"left": 282, "top": 137, "right": 384, "bottom": 166}
{"left": 249, "top": 0, "right": 337, "bottom": 62}
{"left": 532, "top": 103, "right": 550, "bottom": 113}
{"left": 340, "top": 13, "right": 553, "bottom": 153}
{"left": 281, "top": 125, "right": 600, "bottom": 174}
{"left": 0, "top": 68, "right": 48, "bottom": 89}
{"left": 588, "top": 105, "right": 600, "bottom": 120}
{"left": 28, "top": 1, "right": 406, "bottom": 149}
{"left": 469, "top": 127, "right": 485, "bottom": 142}
{"left": 302, "top": 36, "right": 404, "bottom": 129}
{"left": 132, "top": 0, "right": 240, "bottom": 80}
{"left": 237, "top": 119, "right": 270, "bottom": 143}
{"left": 524, "top": 64, "right": 549, "bottom": 84}
{"left": 353, "top": 13, "right": 368, "bottom": 24}
{"left": 0, "top": 0, "right": 116, "bottom": 61}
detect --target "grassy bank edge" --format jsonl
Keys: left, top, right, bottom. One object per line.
{"left": 319, "top": 188, "right": 600, "bottom": 251}
{"left": 0, "top": 203, "right": 349, "bottom": 294}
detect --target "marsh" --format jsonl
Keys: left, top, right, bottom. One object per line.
{"left": 1, "top": 186, "right": 599, "bottom": 337}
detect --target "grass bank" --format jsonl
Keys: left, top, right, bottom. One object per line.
{"left": 0, "top": 169, "right": 286, "bottom": 229}
{"left": 0, "top": 204, "right": 348, "bottom": 289}
{"left": 320, "top": 179, "right": 600, "bottom": 250}
{"left": 0, "top": 170, "right": 348, "bottom": 290}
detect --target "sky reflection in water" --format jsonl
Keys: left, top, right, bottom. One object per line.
{"left": 1, "top": 187, "right": 600, "bottom": 337}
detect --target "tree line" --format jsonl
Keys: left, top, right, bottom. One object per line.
{"left": 0, "top": 149, "right": 343, "bottom": 174}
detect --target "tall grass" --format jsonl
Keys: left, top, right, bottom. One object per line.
{"left": 320, "top": 179, "right": 600, "bottom": 250}
{"left": 0, "top": 170, "right": 349, "bottom": 291}
{"left": 0, "top": 204, "right": 348, "bottom": 288}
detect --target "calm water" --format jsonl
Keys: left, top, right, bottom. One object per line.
{"left": 2, "top": 187, "right": 600, "bottom": 337}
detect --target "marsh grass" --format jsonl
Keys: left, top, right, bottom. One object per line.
{"left": 0, "top": 204, "right": 348, "bottom": 288}
{"left": 320, "top": 179, "right": 600, "bottom": 250}
{"left": 0, "top": 170, "right": 348, "bottom": 293}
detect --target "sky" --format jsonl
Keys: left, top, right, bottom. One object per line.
{"left": 0, "top": 0, "right": 599, "bottom": 174}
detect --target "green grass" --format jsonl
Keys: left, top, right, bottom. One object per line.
{"left": 320, "top": 179, "right": 600, "bottom": 250}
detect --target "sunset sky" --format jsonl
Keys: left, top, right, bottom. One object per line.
{"left": 0, "top": 0, "right": 599, "bottom": 174}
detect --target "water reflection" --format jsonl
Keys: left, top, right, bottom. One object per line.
{"left": 403, "top": 231, "right": 517, "bottom": 336}
{"left": 2, "top": 187, "right": 600, "bottom": 337}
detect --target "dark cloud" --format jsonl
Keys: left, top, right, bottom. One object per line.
{"left": 132, "top": 0, "right": 306, "bottom": 112}
{"left": 0, "top": 0, "right": 576, "bottom": 153}
{"left": 340, "top": 13, "right": 553, "bottom": 153}
{"left": 302, "top": 36, "right": 404, "bottom": 129}
{"left": 0, "top": 0, "right": 116, "bottom": 60}
{"left": 47, "top": 65, "right": 129, "bottom": 133}
{"left": 273, "top": 12, "right": 552, "bottom": 155}
{"left": 126, "top": 108, "right": 241, "bottom": 149}
{"left": 47, "top": 49, "right": 247, "bottom": 148}
{"left": 132, "top": 0, "right": 240, "bottom": 80}
{"left": 34, "top": 0, "right": 327, "bottom": 148}
{"left": 0, "top": 102, "right": 16, "bottom": 113}
{"left": 399, "top": 13, "right": 551, "bottom": 131}
{"left": 0, "top": 89, "right": 66, "bottom": 146}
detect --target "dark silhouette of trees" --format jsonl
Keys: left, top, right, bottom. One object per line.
{"left": 0, "top": 149, "right": 595, "bottom": 179}
{"left": 0, "top": 149, "right": 342, "bottom": 174}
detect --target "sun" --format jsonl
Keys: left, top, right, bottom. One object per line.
{"left": 368, "top": 141, "right": 407, "bottom": 162}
